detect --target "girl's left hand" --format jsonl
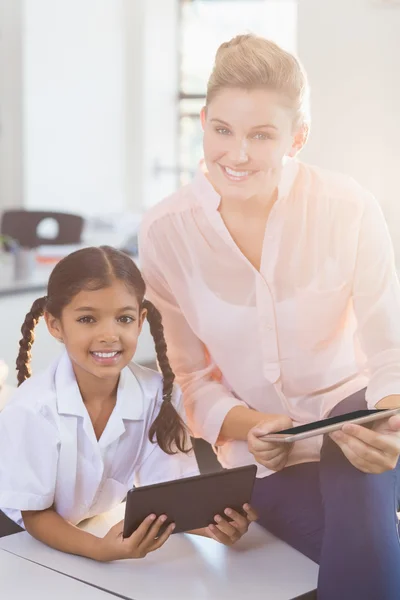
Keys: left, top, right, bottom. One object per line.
{"left": 206, "top": 504, "right": 258, "bottom": 546}
{"left": 330, "top": 414, "right": 400, "bottom": 474}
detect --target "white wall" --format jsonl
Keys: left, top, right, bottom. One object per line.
{"left": 297, "top": 0, "right": 400, "bottom": 262}
{"left": 23, "top": 0, "right": 127, "bottom": 215}
{"left": 0, "top": 0, "right": 23, "bottom": 211}
{"left": 123, "top": 0, "right": 146, "bottom": 213}
{"left": 124, "top": 0, "right": 179, "bottom": 210}
{"left": 141, "top": 0, "right": 179, "bottom": 208}
{"left": 1, "top": 0, "right": 179, "bottom": 216}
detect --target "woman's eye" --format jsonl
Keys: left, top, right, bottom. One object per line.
{"left": 78, "top": 316, "right": 95, "bottom": 324}
{"left": 253, "top": 132, "right": 270, "bottom": 140}
{"left": 216, "top": 127, "right": 231, "bottom": 135}
{"left": 118, "top": 316, "right": 135, "bottom": 324}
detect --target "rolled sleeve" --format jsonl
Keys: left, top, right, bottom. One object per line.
{"left": 0, "top": 403, "right": 59, "bottom": 514}
{"left": 139, "top": 230, "right": 246, "bottom": 444}
{"left": 352, "top": 193, "right": 400, "bottom": 407}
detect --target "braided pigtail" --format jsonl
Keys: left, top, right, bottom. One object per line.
{"left": 143, "top": 299, "right": 191, "bottom": 455}
{"left": 16, "top": 296, "right": 47, "bottom": 386}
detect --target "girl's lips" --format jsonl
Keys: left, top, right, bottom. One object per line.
{"left": 90, "top": 351, "right": 123, "bottom": 366}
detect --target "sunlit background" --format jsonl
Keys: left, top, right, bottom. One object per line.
{"left": 0, "top": 0, "right": 400, "bottom": 386}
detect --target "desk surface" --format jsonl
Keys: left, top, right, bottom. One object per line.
{"left": 0, "top": 549, "right": 113, "bottom": 599}
{"left": 0, "top": 504, "right": 318, "bottom": 600}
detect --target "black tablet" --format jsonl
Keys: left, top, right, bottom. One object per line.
{"left": 261, "top": 408, "right": 400, "bottom": 443}
{"left": 123, "top": 464, "right": 257, "bottom": 538}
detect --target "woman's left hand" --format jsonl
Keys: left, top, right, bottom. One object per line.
{"left": 206, "top": 504, "right": 258, "bottom": 546}
{"left": 330, "top": 414, "right": 400, "bottom": 474}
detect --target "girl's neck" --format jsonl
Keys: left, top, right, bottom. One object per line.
{"left": 72, "top": 364, "right": 119, "bottom": 407}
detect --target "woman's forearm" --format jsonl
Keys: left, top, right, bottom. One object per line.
{"left": 376, "top": 394, "right": 400, "bottom": 409}
{"left": 22, "top": 508, "right": 102, "bottom": 560}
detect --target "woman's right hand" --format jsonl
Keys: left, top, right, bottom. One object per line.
{"left": 98, "top": 514, "right": 174, "bottom": 562}
{"left": 247, "top": 415, "right": 294, "bottom": 471}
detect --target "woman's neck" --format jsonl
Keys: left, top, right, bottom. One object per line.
{"left": 220, "top": 186, "right": 278, "bottom": 219}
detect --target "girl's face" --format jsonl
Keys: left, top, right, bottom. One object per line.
{"left": 45, "top": 280, "right": 146, "bottom": 385}
{"left": 201, "top": 87, "right": 306, "bottom": 203}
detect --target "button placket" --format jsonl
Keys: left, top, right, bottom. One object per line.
{"left": 256, "top": 276, "right": 280, "bottom": 382}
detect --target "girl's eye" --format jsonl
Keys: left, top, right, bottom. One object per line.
{"left": 118, "top": 316, "right": 135, "bottom": 324}
{"left": 215, "top": 127, "right": 231, "bottom": 136}
{"left": 77, "top": 316, "right": 95, "bottom": 324}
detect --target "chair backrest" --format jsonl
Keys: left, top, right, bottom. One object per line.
{"left": 0, "top": 210, "right": 84, "bottom": 248}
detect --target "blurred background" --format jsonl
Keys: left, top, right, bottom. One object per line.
{"left": 0, "top": 0, "right": 399, "bottom": 391}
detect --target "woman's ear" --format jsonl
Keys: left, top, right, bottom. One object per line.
{"left": 44, "top": 311, "right": 64, "bottom": 343}
{"left": 200, "top": 106, "right": 207, "bottom": 131}
{"left": 288, "top": 122, "right": 309, "bottom": 157}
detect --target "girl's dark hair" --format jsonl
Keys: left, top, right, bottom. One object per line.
{"left": 16, "top": 245, "right": 190, "bottom": 455}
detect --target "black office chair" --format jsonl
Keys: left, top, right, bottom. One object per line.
{"left": 0, "top": 210, "right": 84, "bottom": 249}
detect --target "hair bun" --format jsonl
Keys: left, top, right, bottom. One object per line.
{"left": 207, "top": 34, "right": 309, "bottom": 128}
{"left": 215, "top": 34, "right": 249, "bottom": 63}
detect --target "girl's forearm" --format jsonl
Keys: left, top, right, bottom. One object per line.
{"left": 22, "top": 508, "right": 103, "bottom": 560}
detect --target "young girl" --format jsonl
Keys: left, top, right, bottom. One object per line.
{"left": 0, "top": 246, "right": 256, "bottom": 561}
{"left": 139, "top": 35, "right": 400, "bottom": 598}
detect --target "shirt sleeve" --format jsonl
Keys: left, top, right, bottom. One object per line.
{"left": 134, "top": 385, "right": 200, "bottom": 487}
{"left": 352, "top": 192, "right": 400, "bottom": 406}
{"left": 0, "top": 403, "right": 60, "bottom": 513}
{"left": 139, "top": 228, "right": 248, "bottom": 445}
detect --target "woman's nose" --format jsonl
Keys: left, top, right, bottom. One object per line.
{"left": 227, "top": 138, "right": 249, "bottom": 164}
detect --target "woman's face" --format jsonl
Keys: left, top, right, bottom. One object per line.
{"left": 201, "top": 87, "right": 305, "bottom": 203}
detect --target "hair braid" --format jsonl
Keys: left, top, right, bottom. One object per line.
{"left": 16, "top": 296, "right": 47, "bottom": 386}
{"left": 143, "top": 299, "right": 190, "bottom": 455}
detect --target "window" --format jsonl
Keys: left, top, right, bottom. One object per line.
{"left": 178, "top": 0, "right": 298, "bottom": 184}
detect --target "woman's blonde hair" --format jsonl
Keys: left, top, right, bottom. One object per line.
{"left": 206, "top": 34, "right": 310, "bottom": 128}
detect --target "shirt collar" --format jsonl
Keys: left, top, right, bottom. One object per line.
{"left": 278, "top": 156, "right": 299, "bottom": 202}
{"left": 55, "top": 352, "right": 144, "bottom": 421}
{"left": 55, "top": 352, "right": 86, "bottom": 417}
{"left": 115, "top": 364, "right": 144, "bottom": 421}
{"left": 191, "top": 157, "right": 299, "bottom": 211}
{"left": 192, "top": 160, "right": 221, "bottom": 210}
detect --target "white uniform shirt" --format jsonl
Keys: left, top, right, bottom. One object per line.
{"left": 0, "top": 352, "right": 199, "bottom": 527}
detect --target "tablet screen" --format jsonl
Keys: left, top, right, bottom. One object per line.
{"left": 276, "top": 409, "right": 384, "bottom": 435}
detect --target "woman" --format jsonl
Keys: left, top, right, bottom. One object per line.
{"left": 139, "top": 35, "right": 400, "bottom": 599}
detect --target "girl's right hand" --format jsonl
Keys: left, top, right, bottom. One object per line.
{"left": 98, "top": 514, "right": 175, "bottom": 562}
{"left": 247, "top": 415, "right": 294, "bottom": 471}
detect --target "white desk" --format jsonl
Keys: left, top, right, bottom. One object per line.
{"left": 0, "top": 504, "right": 318, "bottom": 600}
{"left": 0, "top": 549, "right": 114, "bottom": 599}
